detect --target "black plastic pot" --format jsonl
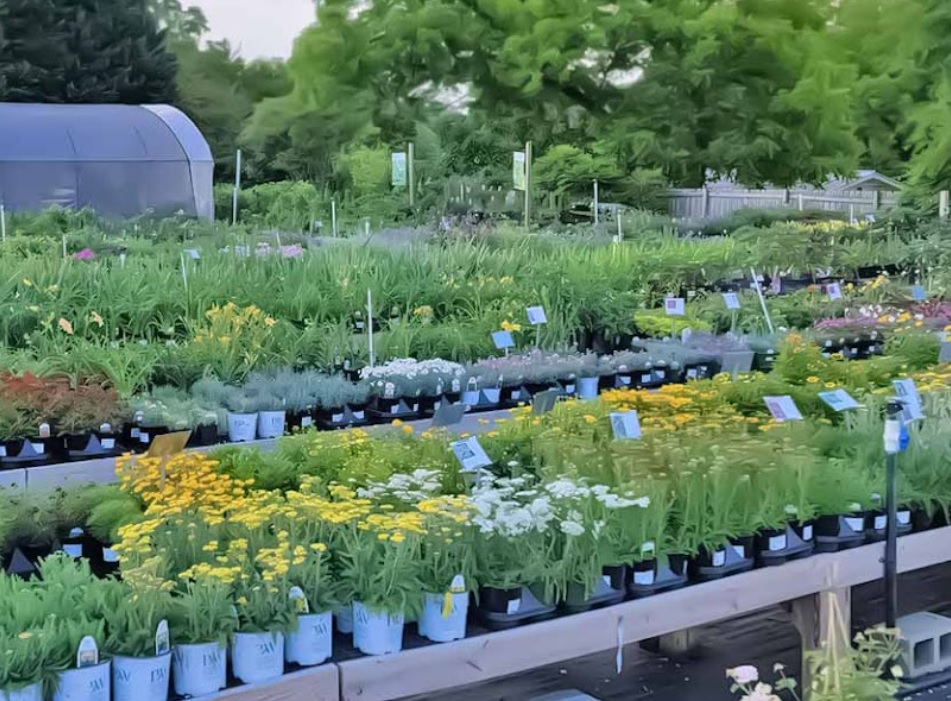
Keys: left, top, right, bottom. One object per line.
{"left": 755, "top": 524, "right": 814, "bottom": 567}
{"left": 814, "top": 514, "right": 866, "bottom": 553}
{"left": 0, "top": 438, "right": 52, "bottom": 468}
{"left": 186, "top": 424, "right": 220, "bottom": 448}
{"left": 63, "top": 432, "right": 123, "bottom": 461}
{"left": 478, "top": 585, "right": 522, "bottom": 614}
{"left": 864, "top": 509, "right": 887, "bottom": 542}
{"left": 627, "top": 556, "right": 689, "bottom": 599}
{"left": 689, "top": 544, "right": 754, "bottom": 582}
{"left": 563, "top": 566, "right": 627, "bottom": 613}
{"left": 729, "top": 535, "right": 756, "bottom": 560}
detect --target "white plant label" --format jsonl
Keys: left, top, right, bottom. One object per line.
{"left": 526, "top": 306, "right": 547, "bottom": 325}
{"left": 610, "top": 411, "right": 642, "bottom": 440}
{"left": 722, "top": 292, "right": 741, "bottom": 310}
{"left": 940, "top": 342, "right": 951, "bottom": 363}
{"left": 383, "top": 382, "right": 396, "bottom": 400}
{"left": 818, "top": 389, "right": 860, "bottom": 412}
{"left": 898, "top": 511, "right": 911, "bottom": 526}
{"left": 763, "top": 395, "right": 803, "bottom": 422}
{"left": 892, "top": 378, "right": 924, "bottom": 421}
{"left": 77, "top": 636, "right": 99, "bottom": 668}
{"left": 874, "top": 515, "right": 887, "bottom": 530}
{"left": 101, "top": 438, "right": 115, "bottom": 450}
{"left": 827, "top": 282, "right": 843, "bottom": 300}
{"left": 911, "top": 285, "right": 926, "bottom": 301}
{"left": 185, "top": 248, "right": 200, "bottom": 260}
{"left": 633, "top": 570, "right": 655, "bottom": 586}
{"left": 289, "top": 586, "right": 310, "bottom": 614}
{"left": 641, "top": 541, "right": 655, "bottom": 557}
{"left": 769, "top": 535, "right": 787, "bottom": 552}
{"left": 845, "top": 517, "right": 864, "bottom": 532}
{"left": 802, "top": 525, "right": 813, "bottom": 541}
{"left": 450, "top": 436, "right": 492, "bottom": 473}
{"left": 155, "top": 619, "right": 170, "bottom": 656}
{"left": 664, "top": 297, "right": 686, "bottom": 316}
{"left": 30, "top": 442, "right": 44, "bottom": 454}
{"left": 38, "top": 423, "right": 50, "bottom": 439}
{"left": 492, "top": 331, "right": 515, "bottom": 350}
{"left": 712, "top": 550, "right": 726, "bottom": 567}
{"left": 506, "top": 598, "right": 521, "bottom": 615}
{"left": 301, "top": 416, "right": 313, "bottom": 428}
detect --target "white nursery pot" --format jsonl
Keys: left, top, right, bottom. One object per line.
{"left": 0, "top": 682, "right": 42, "bottom": 701}
{"left": 285, "top": 612, "right": 332, "bottom": 667}
{"left": 461, "top": 390, "right": 480, "bottom": 407}
{"left": 420, "top": 592, "right": 468, "bottom": 643}
{"left": 112, "top": 654, "right": 170, "bottom": 701}
{"left": 54, "top": 661, "right": 111, "bottom": 701}
{"left": 227, "top": 412, "right": 258, "bottom": 442}
{"left": 231, "top": 632, "right": 284, "bottom": 684}
{"left": 172, "top": 642, "right": 226, "bottom": 697}
{"left": 577, "top": 377, "right": 600, "bottom": 400}
{"left": 335, "top": 605, "right": 353, "bottom": 634}
{"left": 352, "top": 602, "right": 404, "bottom": 656}
{"left": 257, "top": 411, "right": 286, "bottom": 439}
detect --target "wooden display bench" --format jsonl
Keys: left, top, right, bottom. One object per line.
{"left": 196, "top": 527, "right": 951, "bottom": 701}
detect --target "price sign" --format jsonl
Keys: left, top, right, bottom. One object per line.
{"left": 911, "top": 285, "right": 927, "bottom": 301}
{"left": 827, "top": 282, "right": 843, "bottom": 300}
{"left": 450, "top": 436, "right": 492, "bottom": 472}
{"left": 763, "top": 395, "right": 803, "bottom": 422}
{"left": 722, "top": 292, "right": 741, "bottom": 310}
{"left": 892, "top": 379, "right": 924, "bottom": 421}
{"left": 610, "top": 411, "right": 642, "bottom": 440}
{"left": 664, "top": 297, "right": 686, "bottom": 316}
{"left": 526, "top": 306, "right": 547, "bottom": 325}
{"left": 818, "top": 389, "right": 860, "bottom": 412}
{"left": 492, "top": 331, "right": 515, "bottom": 350}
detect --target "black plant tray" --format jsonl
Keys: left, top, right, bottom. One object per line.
{"left": 368, "top": 398, "right": 420, "bottom": 422}
{"left": 633, "top": 369, "right": 670, "bottom": 390}
{"left": 755, "top": 525, "right": 814, "bottom": 567}
{"left": 419, "top": 392, "right": 462, "bottom": 417}
{"left": 476, "top": 586, "right": 557, "bottom": 631}
{"left": 814, "top": 514, "right": 867, "bottom": 553}
{"left": 628, "top": 557, "right": 689, "bottom": 599}
{"left": 862, "top": 509, "right": 914, "bottom": 542}
{"left": 683, "top": 362, "right": 720, "bottom": 382}
{"left": 562, "top": 567, "right": 627, "bottom": 614}
{"left": 0, "top": 439, "right": 51, "bottom": 467}
{"left": 689, "top": 545, "right": 755, "bottom": 582}
{"left": 65, "top": 434, "right": 123, "bottom": 462}
{"left": 316, "top": 405, "right": 370, "bottom": 430}
{"left": 461, "top": 389, "right": 502, "bottom": 412}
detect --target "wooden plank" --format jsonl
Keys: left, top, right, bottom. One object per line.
{"left": 338, "top": 528, "right": 951, "bottom": 701}
{"left": 210, "top": 664, "right": 339, "bottom": 701}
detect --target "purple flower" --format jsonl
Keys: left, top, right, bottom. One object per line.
{"left": 72, "top": 248, "right": 96, "bottom": 260}
{"left": 281, "top": 245, "right": 303, "bottom": 258}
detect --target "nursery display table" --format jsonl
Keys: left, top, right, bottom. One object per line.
{"left": 192, "top": 527, "right": 951, "bottom": 701}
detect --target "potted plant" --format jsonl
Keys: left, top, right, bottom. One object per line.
{"left": 53, "top": 383, "right": 123, "bottom": 461}
{"left": 313, "top": 375, "right": 372, "bottom": 428}
{"left": 415, "top": 496, "right": 477, "bottom": 643}
{"left": 97, "top": 581, "right": 172, "bottom": 701}
{"left": 338, "top": 514, "right": 423, "bottom": 656}
{"left": 243, "top": 374, "right": 287, "bottom": 439}
{"left": 0, "top": 401, "right": 42, "bottom": 469}
{"left": 285, "top": 542, "right": 335, "bottom": 666}
{"left": 169, "top": 577, "right": 235, "bottom": 698}
{"left": 223, "top": 388, "right": 258, "bottom": 443}
{"left": 0, "top": 597, "right": 54, "bottom": 701}
{"left": 231, "top": 566, "right": 292, "bottom": 684}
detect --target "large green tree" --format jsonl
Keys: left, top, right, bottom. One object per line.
{"left": 0, "top": 0, "right": 177, "bottom": 103}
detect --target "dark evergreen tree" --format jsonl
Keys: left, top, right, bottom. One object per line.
{"left": 0, "top": 0, "right": 177, "bottom": 104}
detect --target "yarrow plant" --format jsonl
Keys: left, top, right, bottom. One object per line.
{"left": 361, "top": 358, "right": 466, "bottom": 397}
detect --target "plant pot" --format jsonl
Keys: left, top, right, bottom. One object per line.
{"left": 335, "top": 605, "right": 353, "bottom": 634}
{"left": 285, "top": 612, "right": 332, "bottom": 667}
{"left": 477, "top": 585, "right": 522, "bottom": 614}
{"left": 137, "top": 425, "right": 170, "bottom": 449}
{"left": 348, "top": 402, "right": 370, "bottom": 423}
{"left": 576, "top": 376, "right": 600, "bottom": 400}
{"left": 864, "top": 509, "right": 888, "bottom": 542}
{"left": 352, "top": 602, "right": 404, "bottom": 656}
{"left": 419, "top": 592, "right": 468, "bottom": 643}
{"left": 0, "top": 438, "right": 50, "bottom": 467}
{"left": 112, "top": 654, "right": 170, "bottom": 701}
{"left": 186, "top": 423, "right": 219, "bottom": 448}
{"left": 257, "top": 410, "right": 286, "bottom": 439}
{"left": 729, "top": 535, "right": 756, "bottom": 560}
{"left": 0, "top": 682, "right": 41, "bottom": 701}
{"left": 815, "top": 513, "right": 866, "bottom": 553}
{"left": 482, "top": 387, "right": 501, "bottom": 404}
{"left": 171, "top": 642, "right": 226, "bottom": 697}
{"left": 227, "top": 412, "right": 258, "bottom": 443}
{"left": 287, "top": 410, "right": 315, "bottom": 433}
{"left": 53, "top": 661, "right": 111, "bottom": 701}
{"left": 475, "top": 585, "right": 556, "bottom": 630}
{"left": 562, "top": 566, "right": 627, "bottom": 613}
{"left": 231, "top": 631, "right": 284, "bottom": 684}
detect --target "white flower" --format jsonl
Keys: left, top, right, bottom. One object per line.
{"left": 726, "top": 665, "right": 759, "bottom": 685}
{"left": 560, "top": 520, "right": 585, "bottom": 536}
{"left": 742, "top": 683, "right": 780, "bottom": 701}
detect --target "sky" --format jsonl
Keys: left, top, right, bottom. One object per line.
{"left": 192, "top": 0, "right": 316, "bottom": 59}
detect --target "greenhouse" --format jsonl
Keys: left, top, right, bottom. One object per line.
{"left": 0, "top": 103, "right": 213, "bottom": 219}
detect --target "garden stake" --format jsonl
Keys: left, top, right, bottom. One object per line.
{"left": 883, "top": 399, "right": 903, "bottom": 628}
{"left": 367, "top": 289, "right": 375, "bottom": 368}
{"left": 0, "top": 203, "right": 5, "bottom": 242}
{"left": 331, "top": 199, "right": 337, "bottom": 237}
{"left": 749, "top": 267, "right": 775, "bottom": 334}
{"left": 232, "top": 149, "right": 241, "bottom": 226}
{"left": 62, "top": 235, "right": 67, "bottom": 258}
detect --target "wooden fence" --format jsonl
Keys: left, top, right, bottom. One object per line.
{"left": 669, "top": 187, "right": 900, "bottom": 222}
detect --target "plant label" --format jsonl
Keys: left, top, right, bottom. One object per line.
{"left": 664, "top": 297, "right": 686, "bottom": 316}
{"left": 641, "top": 541, "right": 655, "bottom": 557}
{"left": 911, "top": 285, "right": 927, "bottom": 301}
{"left": 77, "top": 635, "right": 99, "bottom": 668}
{"left": 722, "top": 292, "right": 741, "bottom": 310}
{"left": 633, "top": 570, "right": 655, "bottom": 585}
{"left": 38, "top": 422, "right": 50, "bottom": 439}
{"left": 185, "top": 248, "right": 200, "bottom": 260}
{"left": 763, "top": 396, "right": 803, "bottom": 422}
{"left": 898, "top": 511, "right": 911, "bottom": 526}
{"left": 844, "top": 516, "right": 864, "bottom": 532}
{"left": 610, "top": 411, "right": 642, "bottom": 440}
{"left": 940, "top": 342, "right": 951, "bottom": 363}
{"left": 892, "top": 379, "right": 924, "bottom": 421}
{"left": 826, "top": 282, "right": 843, "bottom": 300}
{"left": 818, "top": 389, "right": 860, "bottom": 412}
{"left": 430, "top": 403, "right": 466, "bottom": 428}
{"left": 289, "top": 586, "right": 310, "bottom": 614}
{"left": 383, "top": 382, "right": 396, "bottom": 399}
{"left": 155, "top": 619, "right": 170, "bottom": 656}
{"left": 769, "top": 535, "right": 787, "bottom": 551}
{"left": 526, "top": 306, "right": 547, "bottom": 325}
{"left": 802, "top": 525, "right": 813, "bottom": 541}
{"left": 492, "top": 330, "right": 515, "bottom": 350}
{"left": 874, "top": 515, "right": 887, "bottom": 530}
{"left": 506, "top": 597, "right": 521, "bottom": 615}
{"left": 450, "top": 574, "right": 466, "bottom": 594}
{"left": 451, "top": 436, "right": 492, "bottom": 473}
{"left": 712, "top": 550, "right": 726, "bottom": 567}
{"left": 532, "top": 389, "right": 560, "bottom": 415}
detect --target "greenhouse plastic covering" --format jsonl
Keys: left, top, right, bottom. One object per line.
{"left": 0, "top": 103, "right": 213, "bottom": 220}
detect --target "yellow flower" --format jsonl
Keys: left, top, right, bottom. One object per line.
{"left": 583, "top": 414, "right": 597, "bottom": 424}
{"left": 264, "top": 316, "right": 277, "bottom": 327}
{"left": 501, "top": 319, "right": 522, "bottom": 333}
{"left": 58, "top": 318, "right": 74, "bottom": 335}
{"left": 824, "top": 382, "right": 837, "bottom": 389}
{"left": 17, "top": 631, "right": 32, "bottom": 640}
{"left": 90, "top": 311, "right": 104, "bottom": 327}
{"left": 392, "top": 419, "right": 404, "bottom": 427}
{"left": 402, "top": 425, "right": 414, "bottom": 435}
{"left": 310, "top": 543, "right": 327, "bottom": 553}
{"left": 806, "top": 376, "right": 820, "bottom": 384}
{"left": 21, "top": 279, "right": 32, "bottom": 287}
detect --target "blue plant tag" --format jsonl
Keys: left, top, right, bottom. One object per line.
{"left": 899, "top": 424, "right": 910, "bottom": 452}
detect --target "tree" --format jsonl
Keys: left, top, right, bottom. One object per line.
{"left": 0, "top": 0, "right": 177, "bottom": 104}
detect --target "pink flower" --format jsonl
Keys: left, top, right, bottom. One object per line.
{"left": 72, "top": 248, "right": 96, "bottom": 260}
{"left": 281, "top": 245, "right": 303, "bottom": 258}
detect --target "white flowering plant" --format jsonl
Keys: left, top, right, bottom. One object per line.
{"left": 361, "top": 358, "right": 466, "bottom": 398}
{"left": 471, "top": 476, "right": 557, "bottom": 591}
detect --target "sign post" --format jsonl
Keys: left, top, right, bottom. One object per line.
{"left": 232, "top": 150, "right": 242, "bottom": 226}
{"left": 408, "top": 142, "right": 416, "bottom": 207}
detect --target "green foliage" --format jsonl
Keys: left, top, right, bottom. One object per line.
{"left": 0, "top": 0, "right": 177, "bottom": 104}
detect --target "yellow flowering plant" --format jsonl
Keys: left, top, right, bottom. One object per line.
{"left": 170, "top": 574, "right": 238, "bottom": 646}
{"left": 414, "top": 496, "right": 478, "bottom": 595}
{"left": 182, "top": 302, "right": 281, "bottom": 383}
